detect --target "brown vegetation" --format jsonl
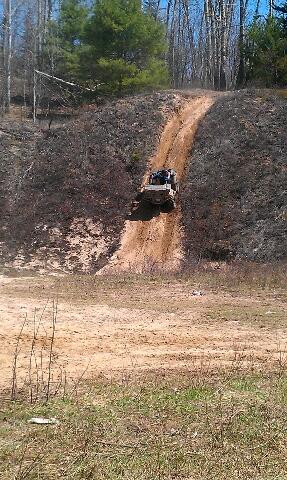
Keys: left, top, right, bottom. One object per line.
{"left": 182, "top": 91, "right": 287, "bottom": 262}
{"left": 1, "top": 91, "right": 286, "bottom": 273}
{"left": 0, "top": 93, "right": 185, "bottom": 272}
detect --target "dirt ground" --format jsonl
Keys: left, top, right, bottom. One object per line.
{"left": 101, "top": 96, "right": 215, "bottom": 274}
{"left": 0, "top": 92, "right": 187, "bottom": 274}
{"left": 1, "top": 273, "right": 287, "bottom": 391}
{"left": 1, "top": 91, "right": 286, "bottom": 397}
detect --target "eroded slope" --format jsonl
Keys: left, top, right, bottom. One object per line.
{"left": 102, "top": 97, "right": 214, "bottom": 273}
{"left": 182, "top": 92, "right": 287, "bottom": 262}
{"left": 0, "top": 93, "right": 185, "bottom": 273}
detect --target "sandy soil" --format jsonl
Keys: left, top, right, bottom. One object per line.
{"left": 101, "top": 97, "right": 214, "bottom": 274}
{"left": 1, "top": 275, "right": 286, "bottom": 390}
{"left": 1, "top": 93, "right": 286, "bottom": 394}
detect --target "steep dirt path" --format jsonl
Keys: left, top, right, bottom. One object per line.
{"left": 101, "top": 96, "right": 215, "bottom": 273}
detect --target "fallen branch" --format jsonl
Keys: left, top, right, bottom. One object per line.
{"left": 34, "top": 70, "right": 103, "bottom": 92}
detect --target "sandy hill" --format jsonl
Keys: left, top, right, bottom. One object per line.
{"left": 0, "top": 93, "right": 185, "bottom": 272}
{"left": 0, "top": 90, "right": 286, "bottom": 274}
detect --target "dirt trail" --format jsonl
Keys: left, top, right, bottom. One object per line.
{"left": 102, "top": 96, "right": 214, "bottom": 273}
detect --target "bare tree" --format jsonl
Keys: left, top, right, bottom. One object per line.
{"left": 164, "top": 0, "right": 239, "bottom": 90}
{"left": 202, "top": 0, "right": 236, "bottom": 90}
{"left": 2, "top": 0, "right": 12, "bottom": 112}
{"left": 0, "top": 0, "right": 268, "bottom": 114}
{"left": 236, "top": 0, "right": 249, "bottom": 87}
{"left": 166, "top": 0, "right": 197, "bottom": 88}
{"left": 0, "top": 0, "right": 57, "bottom": 116}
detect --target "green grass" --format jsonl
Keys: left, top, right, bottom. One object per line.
{"left": 1, "top": 267, "right": 287, "bottom": 479}
{"left": 2, "top": 373, "right": 287, "bottom": 479}
{"left": 205, "top": 304, "right": 287, "bottom": 328}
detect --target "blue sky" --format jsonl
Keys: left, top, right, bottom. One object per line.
{"left": 0, "top": 0, "right": 272, "bottom": 20}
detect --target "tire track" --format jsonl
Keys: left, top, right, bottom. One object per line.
{"left": 100, "top": 96, "right": 214, "bottom": 274}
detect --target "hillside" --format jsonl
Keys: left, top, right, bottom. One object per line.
{"left": 102, "top": 95, "right": 215, "bottom": 273}
{"left": 0, "top": 93, "right": 185, "bottom": 272}
{"left": 182, "top": 91, "right": 287, "bottom": 263}
{"left": 0, "top": 90, "right": 286, "bottom": 274}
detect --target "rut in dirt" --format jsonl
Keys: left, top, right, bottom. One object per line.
{"left": 101, "top": 96, "right": 215, "bottom": 274}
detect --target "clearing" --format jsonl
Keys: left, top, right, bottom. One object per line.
{"left": 0, "top": 91, "right": 286, "bottom": 479}
{"left": 1, "top": 269, "right": 287, "bottom": 480}
{"left": 1, "top": 270, "right": 287, "bottom": 390}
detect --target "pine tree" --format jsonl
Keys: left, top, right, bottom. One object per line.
{"left": 81, "top": 0, "right": 168, "bottom": 93}
{"left": 246, "top": 16, "right": 287, "bottom": 86}
{"left": 56, "top": 0, "right": 88, "bottom": 78}
{"left": 274, "top": 1, "right": 287, "bottom": 31}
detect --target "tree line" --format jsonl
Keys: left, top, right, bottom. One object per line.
{"left": 1, "top": 0, "right": 286, "bottom": 114}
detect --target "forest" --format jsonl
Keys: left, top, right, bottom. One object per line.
{"left": 1, "top": 0, "right": 287, "bottom": 113}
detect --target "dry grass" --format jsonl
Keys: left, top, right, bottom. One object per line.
{"left": 0, "top": 93, "right": 185, "bottom": 273}
{"left": 182, "top": 91, "right": 287, "bottom": 263}
{"left": 3, "top": 259, "right": 285, "bottom": 297}
{"left": 2, "top": 367, "right": 287, "bottom": 479}
{"left": 33, "top": 260, "right": 287, "bottom": 303}
{"left": 1, "top": 266, "right": 287, "bottom": 479}
{"left": 181, "top": 260, "right": 287, "bottom": 293}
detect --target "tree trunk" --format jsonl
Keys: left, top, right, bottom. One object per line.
{"left": 236, "top": 0, "right": 246, "bottom": 87}
{"left": 3, "top": 0, "right": 12, "bottom": 113}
